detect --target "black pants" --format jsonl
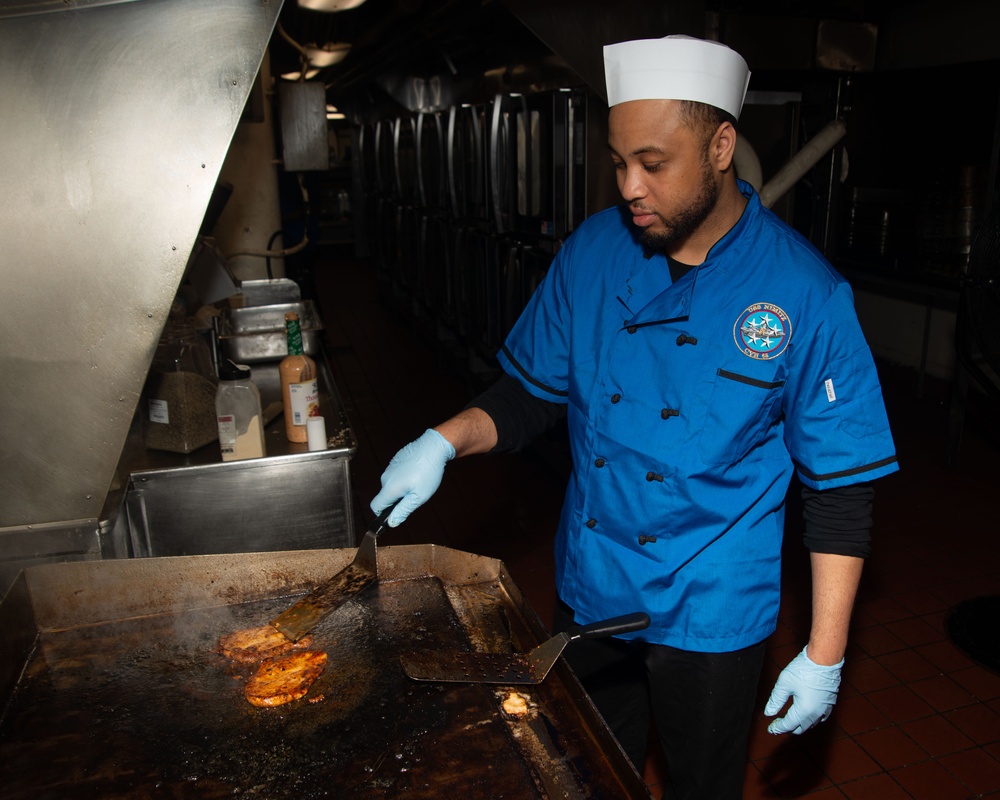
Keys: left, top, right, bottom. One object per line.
{"left": 553, "top": 600, "right": 766, "bottom": 800}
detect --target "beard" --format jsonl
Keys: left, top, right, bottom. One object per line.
{"left": 637, "top": 157, "right": 719, "bottom": 251}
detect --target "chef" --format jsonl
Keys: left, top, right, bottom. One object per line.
{"left": 371, "top": 34, "right": 898, "bottom": 800}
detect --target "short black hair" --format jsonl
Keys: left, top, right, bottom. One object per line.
{"left": 677, "top": 100, "right": 738, "bottom": 142}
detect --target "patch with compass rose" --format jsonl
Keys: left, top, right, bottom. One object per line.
{"left": 734, "top": 303, "right": 791, "bottom": 359}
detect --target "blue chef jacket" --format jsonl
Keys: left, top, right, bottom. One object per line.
{"left": 497, "top": 181, "right": 899, "bottom": 652}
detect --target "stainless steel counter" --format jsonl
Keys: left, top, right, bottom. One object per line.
{"left": 120, "top": 351, "right": 358, "bottom": 558}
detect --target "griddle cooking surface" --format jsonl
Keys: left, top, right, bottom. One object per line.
{"left": 0, "top": 576, "right": 629, "bottom": 799}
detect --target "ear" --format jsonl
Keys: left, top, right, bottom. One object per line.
{"left": 711, "top": 120, "right": 738, "bottom": 172}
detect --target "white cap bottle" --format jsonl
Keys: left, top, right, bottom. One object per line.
{"left": 215, "top": 359, "right": 266, "bottom": 461}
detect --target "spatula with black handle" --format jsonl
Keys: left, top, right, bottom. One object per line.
{"left": 400, "top": 611, "right": 651, "bottom": 684}
{"left": 270, "top": 504, "right": 395, "bottom": 642}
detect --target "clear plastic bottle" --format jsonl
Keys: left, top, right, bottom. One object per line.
{"left": 143, "top": 316, "right": 219, "bottom": 453}
{"left": 215, "top": 360, "right": 266, "bottom": 461}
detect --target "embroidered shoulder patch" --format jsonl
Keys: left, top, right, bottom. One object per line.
{"left": 734, "top": 304, "right": 791, "bottom": 359}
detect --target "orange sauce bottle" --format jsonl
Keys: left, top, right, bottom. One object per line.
{"left": 279, "top": 312, "right": 319, "bottom": 443}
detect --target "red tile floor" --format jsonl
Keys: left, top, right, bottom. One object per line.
{"left": 311, "top": 252, "right": 1000, "bottom": 799}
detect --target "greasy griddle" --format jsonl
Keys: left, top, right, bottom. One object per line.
{"left": 0, "top": 547, "right": 648, "bottom": 799}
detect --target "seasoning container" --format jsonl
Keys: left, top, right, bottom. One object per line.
{"left": 215, "top": 359, "right": 266, "bottom": 462}
{"left": 306, "top": 415, "right": 328, "bottom": 451}
{"left": 279, "top": 311, "right": 319, "bottom": 443}
{"left": 142, "top": 317, "right": 219, "bottom": 453}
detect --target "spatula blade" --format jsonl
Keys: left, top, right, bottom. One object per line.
{"left": 400, "top": 651, "right": 543, "bottom": 685}
{"left": 270, "top": 559, "right": 377, "bottom": 641}
{"left": 400, "top": 612, "right": 650, "bottom": 685}
{"left": 269, "top": 515, "right": 386, "bottom": 642}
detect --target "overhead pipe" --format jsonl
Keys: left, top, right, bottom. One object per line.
{"left": 759, "top": 119, "right": 847, "bottom": 208}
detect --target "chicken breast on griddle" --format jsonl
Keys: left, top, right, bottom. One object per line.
{"left": 216, "top": 625, "right": 314, "bottom": 664}
{"left": 245, "top": 650, "right": 328, "bottom": 707}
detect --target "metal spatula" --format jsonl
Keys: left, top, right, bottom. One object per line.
{"left": 400, "top": 612, "right": 650, "bottom": 685}
{"left": 270, "top": 505, "right": 394, "bottom": 642}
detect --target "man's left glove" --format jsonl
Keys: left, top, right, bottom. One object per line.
{"left": 764, "top": 646, "right": 844, "bottom": 735}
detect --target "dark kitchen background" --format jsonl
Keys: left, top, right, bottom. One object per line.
{"left": 1, "top": 1, "right": 999, "bottom": 798}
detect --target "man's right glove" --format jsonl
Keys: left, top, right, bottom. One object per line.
{"left": 370, "top": 429, "right": 456, "bottom": 527}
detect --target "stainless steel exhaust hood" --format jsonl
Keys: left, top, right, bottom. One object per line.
{"left": 0, "top": 0, "right": 282, "bottom": 532}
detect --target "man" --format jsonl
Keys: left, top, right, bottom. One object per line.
{"left": 371, "top": 35, "right": 898, "bottom": 799}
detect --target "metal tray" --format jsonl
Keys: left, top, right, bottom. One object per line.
{"left": 118, "top": 354, "right": 357, "bottom": 558}
{"left": 238, "top": 278, "right": 301, "bottom": 307}
{"left": 220, "top": 300, "right": 324, "bottom": 362}
{"left": 0, "top": 546, "right": 648, "bottom": 799}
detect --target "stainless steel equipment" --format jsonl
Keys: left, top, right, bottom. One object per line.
{"left": 239, "top": 278, "right": 304, "bottom": 306}
{"left": 220, "top": 300, "right": 326, "bottom": 362}
{"left": 121, "top": 354, "right": 356, "bottom": 558}
{"left": 0, "top": 1, "right": 282, "bottom": 547}
{"left": 0, "top": 545, "right": 649, "bottom": 799}
{"left": 401, "top": 612, "right": 651, "bottom": 684}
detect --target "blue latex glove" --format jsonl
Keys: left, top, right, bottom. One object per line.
{"left": 370, "top": 429, "right": 456, "bottom": 527}
{"left": 764, "top": 646, "right": 844, "bottom": 735}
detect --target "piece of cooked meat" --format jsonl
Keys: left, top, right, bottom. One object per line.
{"left": 216, "top": 625, "right": 313, "bottom": 664}
{"left": 245, "top": 650, "right": 328, "bottom": 708}
{"left": 502, "top": 691, "right": 529, "bottom": 717}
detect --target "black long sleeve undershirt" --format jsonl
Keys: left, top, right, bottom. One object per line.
{"left": 467, "top": 374, "right": 873, "bottom": 558}
{"left": 466, "top": 372, "right": 566, "bottom": 453}
{"left": 801, "top": 482, "right": 873, "bottom": 558}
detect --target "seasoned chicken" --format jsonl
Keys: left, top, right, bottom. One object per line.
{"left": 216, "top": 624, "right": 314, "bottom": 664}
{"left": 245, "top": 650, "right": 328, "bottom": 708}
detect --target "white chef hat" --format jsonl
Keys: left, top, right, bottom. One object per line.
{"left": 604, "top": 35, "right": 751, "bottom": 119}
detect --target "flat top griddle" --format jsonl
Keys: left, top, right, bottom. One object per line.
{"left": 0, "top": 548, "right": 649, "bottom": 800}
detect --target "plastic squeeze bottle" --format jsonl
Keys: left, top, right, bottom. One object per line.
{"left": 279, "top": 311, "right": 319, "bottom": 443}
{"left": 215, "top": 359, "right": 266, "bottom": 461}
